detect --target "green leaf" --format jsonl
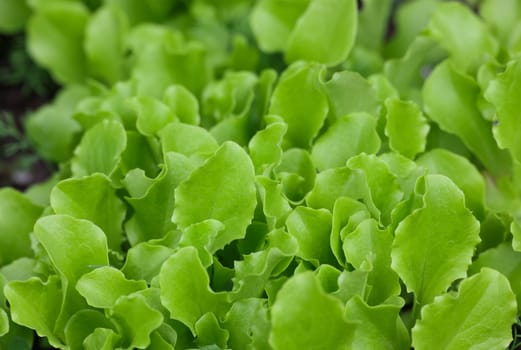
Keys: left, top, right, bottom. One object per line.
{"left": 0, "top": 188, "right": 43, "bottom": 266}
{"left": 384, "top": 0, "right": 438, "bottom": 58}
{"left": 306, "top": 166, "right": 377, "bottom": 217}
{"left": 126, "top": 152, "right": 195, "bottom": 245}
{"left": 83, "top": 328, "right": 121, "bottom": 350}
{"left": 223, "top": 298, "right": 270, "bottom": 350}
{"left": 286, "top": 206, "right": 335, "bottom": 266}
{"left": 179, "top": 220, "right": 225, "bottom": 267}
{"left": 330, "top": 197, "right": 370, "bottom": 266}
{"left": 159, "top": 247, "right": 228, "bottom": 334}
{"left": 26, "top": 86, "right": 87, "bottom": 162}
{"left": 422, "top": 60, "right": 511, "bottom": 176}
{"left": 347, "top": 154, "right": 403, "bottom": 225}
{"left": 427, "top": 2, "right": 498, "bottom": 72}
{"left": 355, "top": 0, "right": 392, "bottom": 52}
{"left": 480, "top": 0, "right": 521, "bottom": 54}
{"left": 131, "top": 29, "right": 211, "bottom": 98}
{"left": 233, "top": 229, "right": 297, "bottom": 299}
{"left": 0, "top": 0, "right": 31, "bottom": 33}
{"left": 34, "top": 215, "right": 109, "bottom": 285}
{"left": 269, "top": 271, "right": 354, "bottom": 350}
{"left": 248, "top": 122, "right": 287, "bottom": 175}
{"left": 121, "top": 243, "right": 175, "bottom": 283}
{"left": 27, "top": 1, "right": 89, "bottom": 84}
{"left": 160, "top": 123, "right": 218, "bottom": 164}
{"left": 255, "top": 176, "right": 292, "bottom": 230}
{"left": 345, "top": 296, "right": 409, "bottom": 350}
{"left": 384, "top": 98, "right": 429, "bottom": 159}
{"left": 275, "top": 148, "right": 316, "bottom": 203}
{"left": 85, "top": 4, "right": 128, "bottom": 85}
{"left": 384, "top": 35, "right": 445, "bottom": 102}
{"left": 412, "top": 268, "right": 517, "bottom": 350}
{"left": 120, "top": 131, "right": 160, "bottom": 176}
{"left": 173, "top": 142, "right": 256, "bottom": 251}
{"left": 0, "top": 309, "right": 8, "bottom": 337}
{"left": 109, "top": 293, "right": 164, "bottom": 349}
{"left": 485, "top": 58, "right": 521, "bottom": 163}
{"left": 312, "top": 113, "right": 380, "bottom": 171}
{"left": 269, "top": 62, "right": 328, "bottom": 148}
{"left": 4, "top": 276, "right": 63, "bottom": 348}
{"left": 285, "top": 0, "right": 357, "bottom": 65}
{"left": 417, "top": 148, "right": 486, "bottom": 219}
{"left": 391, "top": 175, "right": 480, "bottom": 306}
{"left": 469, "top": 243, "right": 521, "bottom": 311}
{"left": 71, "top": 119, "right": 127, "bottom": 177}
{"left": 163, "top": 85, "right": 200, "bottom": 125}
{"left": 323, "top": 71, "right": 379, "bottom": 121}
{"left": 76, "top": 266, "right": 147, "bottom": 309}
{"left": 132, "top": 96, "right": 176, "bottom": 137}
{"left": 343, "top": 219, "right": 400, "bottom": 305}
{"left": 202, "top": 71, "right": 258, "bottom": 126}
{"left": 194, "top": 312, "right": 229, "bottom": 348}
{"left": 50, "top": 173, "right": 126, "bottom": 252}
{"left": 250, "top": 0, "right": 310, "bottom": 52}
{"left": 64, "top": 309, "right": 114, "bottom": 350}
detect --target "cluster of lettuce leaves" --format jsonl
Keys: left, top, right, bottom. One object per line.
{"left": 2, "top": 0, "right": 521, "bottom": 349}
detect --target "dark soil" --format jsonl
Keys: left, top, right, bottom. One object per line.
{"left": 0, "top": 34, "right": 58, "bottom": 190}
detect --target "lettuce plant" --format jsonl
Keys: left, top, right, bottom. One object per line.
{"left": 2, "top": 0, "right": 521, "bottom": 349}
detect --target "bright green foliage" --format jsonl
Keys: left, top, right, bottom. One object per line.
{"left": 28, "top": 2, "right": 89, "bottom": 84}
{"left": 76, "top": 266, "right": 147, "bottom": 308}
{"left": 2, "top": 0, "right": 521, "bottom": 348}
{"left": 427, "top": 2, "right": 498, "bottom": 73}
{"left": 125, "top": 152, "right": 194, "bottom": 245}
{"left": 25, "top": 86, "right": 87, "bottom": 162}
{"left": 50, "top": 174, "right": 125, "bottom": 251}
{"left": 133, "top": 96, "right": 176, "bottom": 136}
{"left": 159, "top": 247, "right": 228, "bottom": 334}
{"left": 412, "top": 268, "right": 517, "bottom": 350}
{"left": 343, "top": 219, "right": 400, "bottom": 305}
{"left": 417, "top": 149, "right": 486, "bottom": 218}
{"left": 480, "top": 0, "right": 521, "bottom": 54}
{"left": 391, "top": 175, "right": 480, "bottom": 306}
{"left": 109, "top": 293, "right": 163, "bottom": 349}
{"left": 223, "top": 298, "right": 270, "bottom": 350}
{"left": 249, "top": 122, "right": 287, "bottom": 175}
{"left": 4, "top": 276, "right": 63, "bottom": 347}
{"left": 269, "top": 62, "right": 328, "bottom": 148}
{"left": 251, "top": 0, "right": 357, "bottom": 65}
{"left": 0, "top": 189, "right": 42, "bottom": 266}
{"left": 0, "top": 0, "right": 30, "bottom": 33}
{"left": 486, "top": 58, "right": 521, "bottom": 163}
{"left": 173, "top": 142, "right": 256, "bottom": 251}
{"left": 64, "top": 309, "right": 113, "bottom": 349}
{"left": 160, "top": 123, "right": 218, "bottom": 163}
{"left": 270, "top": 272, "right": 354, "bottom": 350}
{"left": 284, "top": 0, "right": 357, "bottom": 65}
{"left": 286, "top": 206, "right": 335, "bottom": 266}
{"left": 163, "top": 85, "right": 200, "bottom": 125}
{"left": 71, "top": 119, "right": 127, "bottom": 177}
{"left": 422, "top": 60, "right": 511, "bottom": 176}
{"left": 121, "top": 243, "right": 175, "bottom": 283}
{"left": 85, "top": 5, "right": 128, "bottom": 85}
{"left": 83, "top": 328, "right": 120, "bottom": 350}
{"left": 345, "top": 296, "right": 409, "bottom": 349}
{"left": 347, "top": 154, "right": 403, "bottom": 225}
{"left": 469, "top": 243, "right": 521, "bottom": 311}
{"left": 312, "top": 113, "right": 380, "bottom": 171}
{"left": 384, "top": 98, "right": 429, "bottom": 159}
{"left": 323, "top": 71, "right": 379, "bottom": 120}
